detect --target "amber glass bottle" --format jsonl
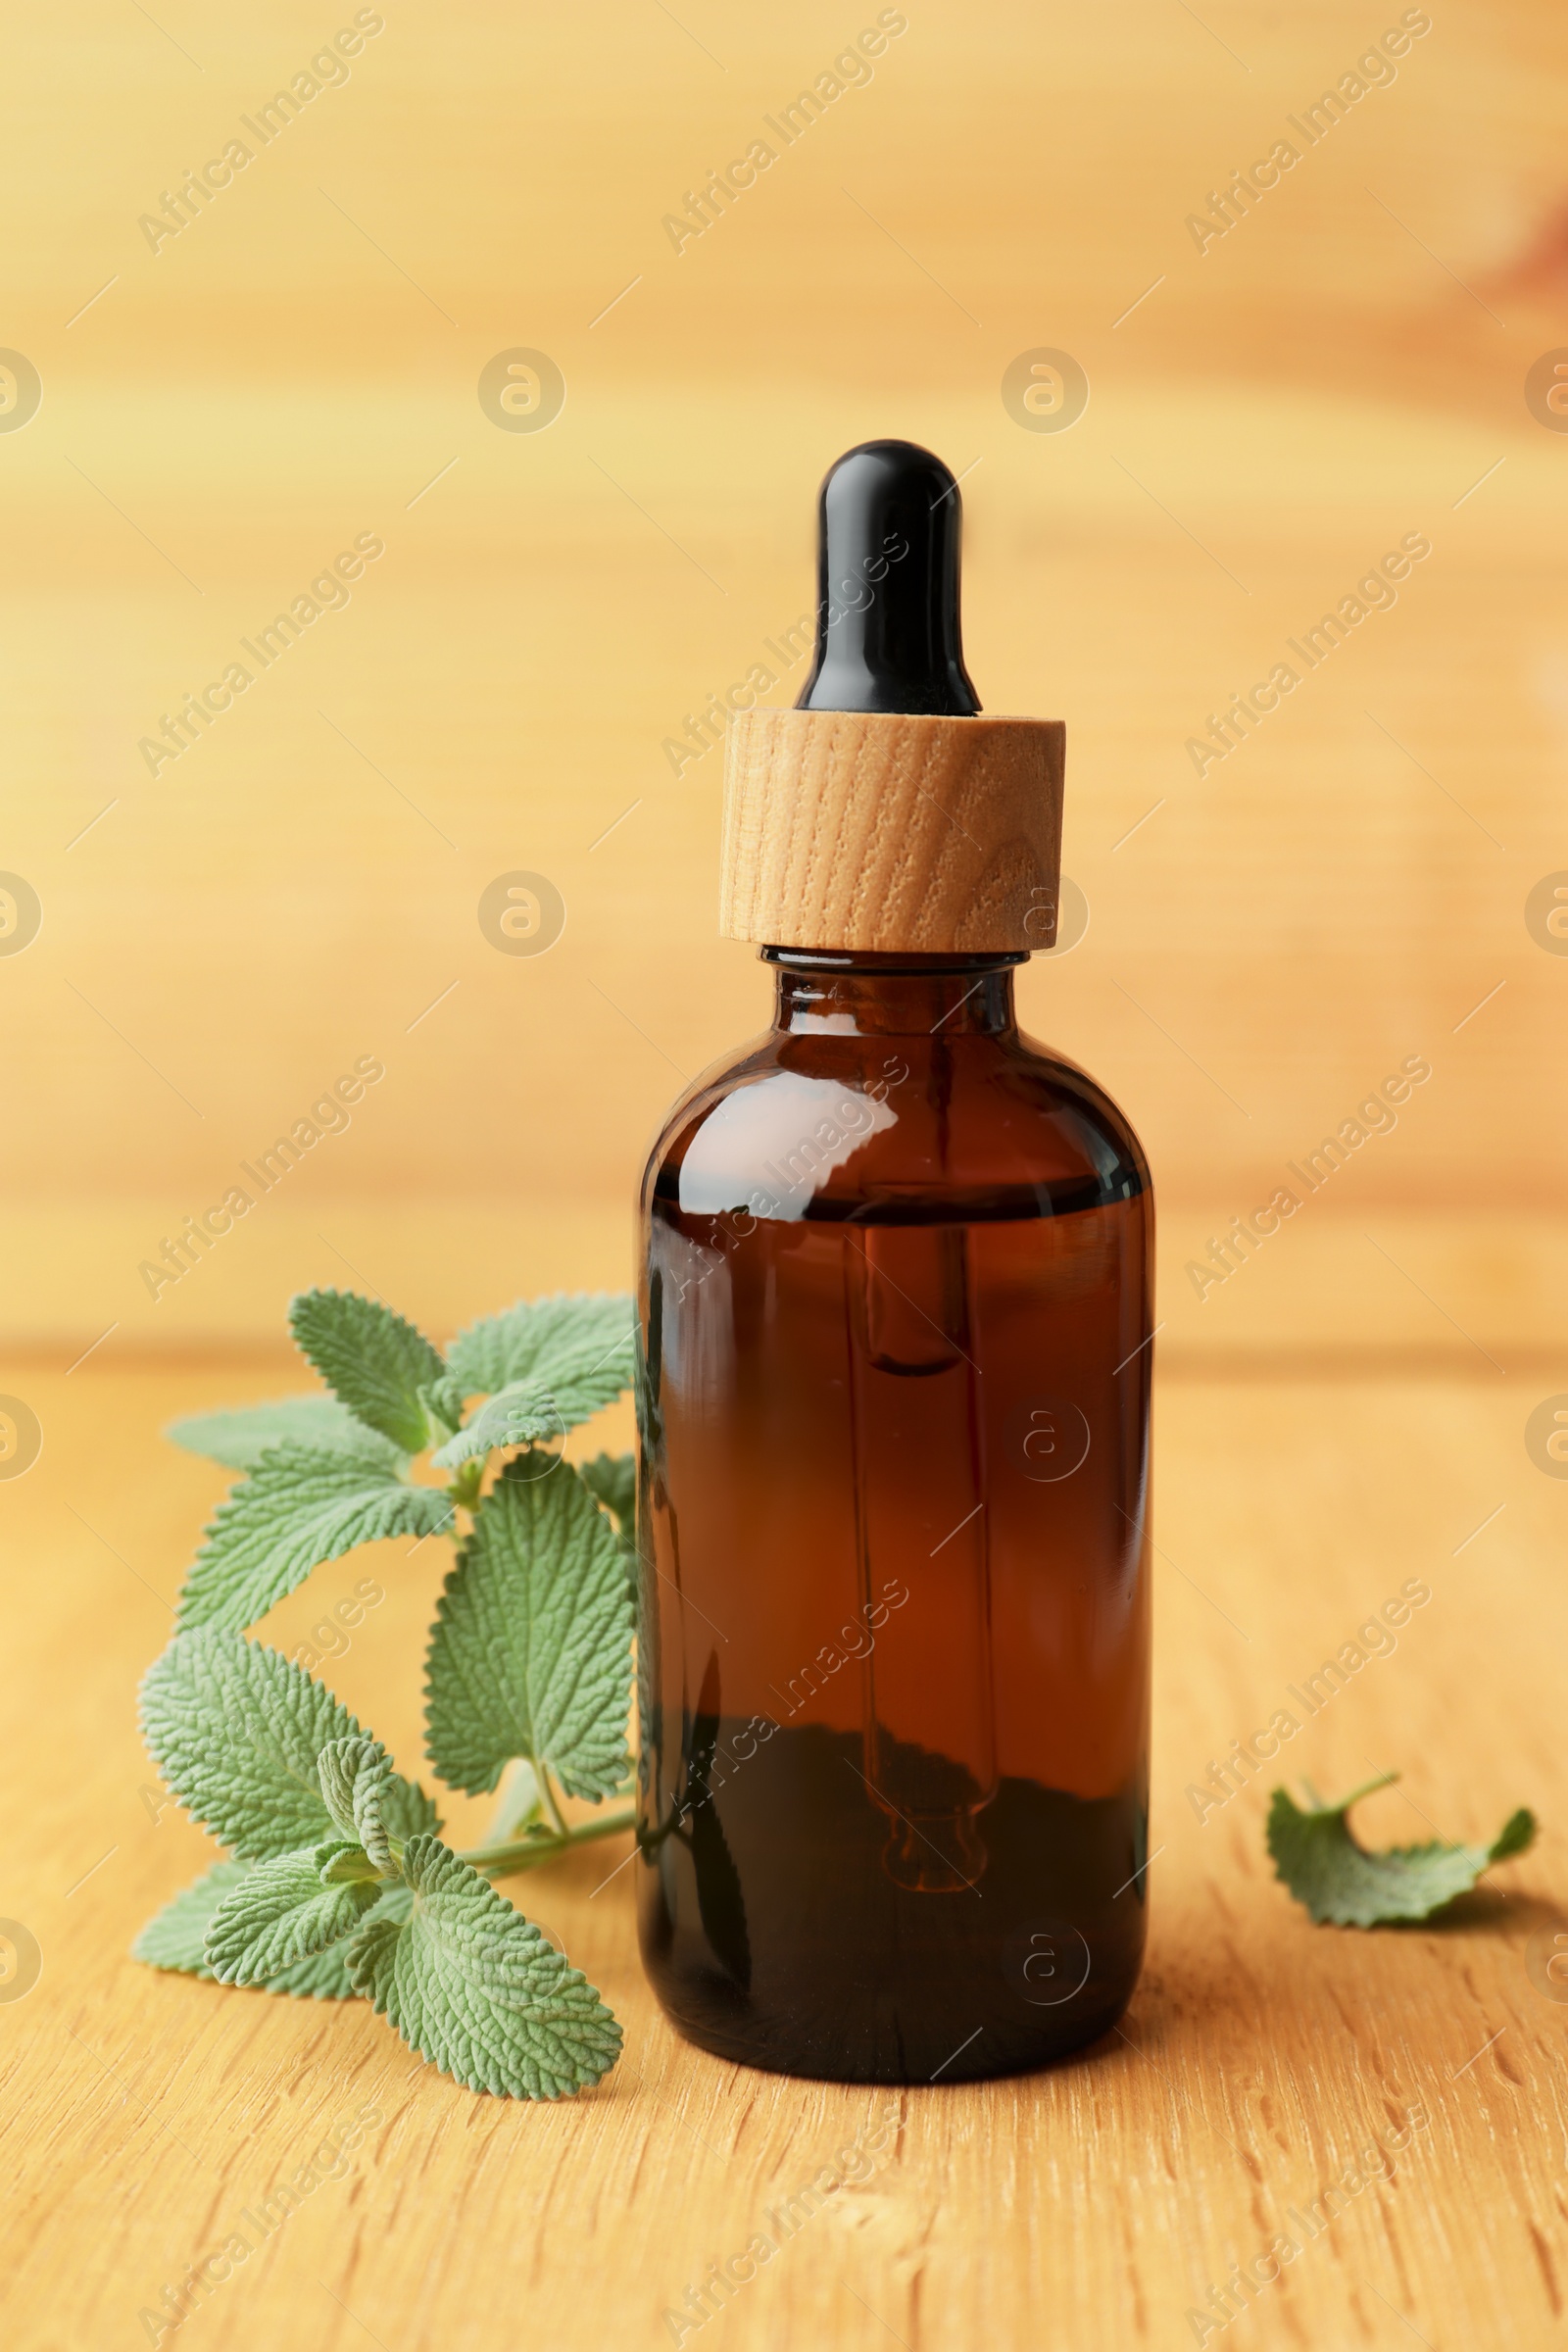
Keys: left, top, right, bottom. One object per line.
{"left": 635, "top": 443, "right": 1152, "bottom": 2084}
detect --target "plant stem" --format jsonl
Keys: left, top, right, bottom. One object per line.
{"left": 445, "top": 1457, "right": 485, "bottom": 1513}
{"left": 539, "top": 1765, "right": 571, "bottom": 1841}
{"left": 462, "top": 1809, "right": 636, "bottom": 1878}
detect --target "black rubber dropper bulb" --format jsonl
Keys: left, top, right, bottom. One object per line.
{"left": 796, "top": 439, "right": 981, "bottom": 717}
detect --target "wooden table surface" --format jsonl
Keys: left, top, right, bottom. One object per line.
{"left": 6, "top": 0, "right": 1568, "bottom": 2343}
{"left": 5, "top": 1349, "right": 1566, "bottom": 2352}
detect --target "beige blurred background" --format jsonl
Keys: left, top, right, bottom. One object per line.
{"left": 3, "top": 0, "right": 1565, "bottom": 1378}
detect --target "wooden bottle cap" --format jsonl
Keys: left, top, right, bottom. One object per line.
{"left": 719, "top": 706, "right": 1064, "bottom": 954}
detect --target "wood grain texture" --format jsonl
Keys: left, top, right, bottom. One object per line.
{"left": 718, "top": 710, "right": 1064, "bottom": 952}
{"left": 3, "top": 1355, "right": 1566, "bottom": 2351}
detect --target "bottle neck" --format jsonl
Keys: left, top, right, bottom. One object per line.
{"left": 764, "top": 949, "right": 1023, "bottom": 1039}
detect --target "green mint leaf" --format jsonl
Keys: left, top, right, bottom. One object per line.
{"left": 289, "top": 1288, "right": 450, "bottom": 1454}
{"left": 1267, "top": 1775, "right": 1539, "bottom": 1927}
{"left": 268, "top": 1878, "right": 413, "bottom": 1992}
{"left": 318, "top": 1741, "right": 370, "bottom": 1840}
{"left": 133, "top": 1861, "right": 409, "bottom": 1998}
{"left": 167, "top": 1396, "right": 403, "bottom": 1473}
{"left": 431, "top": 1393, "right": 565, "bottom": 1470}
{"left": 418, "top": 1375, "right": 466, "bottom": 1441}
{"left": 423, "top": 1461, "right": 632, "bottom": 1799}
{"left": 264, "top": 1940, "right": 364, "bottom": 1997}
{"left": 139, "top": 1629, "right": 440, "bottom": 1859}
{"left": 133, "top": 1861, "right": 250, "bottom": 1977}
{"left": 136, "top": 1864, "right": 414, "bottom": 1998}
{"left": 377, "top": 1771, "right": 442, "bottom": 1844}
{"left": 318, "top": 1735, "right": 397, "bottom": 1871}
{"left": 205, "top": 1844, "right": 383, "bottom": 1986}
{"left": 318, "top": 1840, "right": 382, "bottom": 1885}
{"left": 579, "top": 1450, "right": 635, "bottom": 1534}
{"left": 345, "top": 1834, "right": 621, "bottom": 2098}
{"left": 580, "top": 1449, "right": 637, "bottom": 1595}
{"left": 446, "top": 1294, "right": 634, "bottom": 1420}
{"left": 176, "top": 1446, "right": 455, "bottom": 1635}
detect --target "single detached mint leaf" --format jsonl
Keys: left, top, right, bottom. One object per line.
{"left": 345, "top": 1835, "right": 621, "bottom": 2098}
{"left": 177, "top": 1446, "right": 455, "bottom": 1635}
{"left": 132, "top": 1861, "right": 394, "bottom": 1998}
{"left": 167, "top": 1397, "right": 403, "bottom": 1473}
{"left": 139, "top": 1630, "right": 439, "bottom": 1859}
{"left": 289, "top": 1289, "right": 450, "bottom": 1454}
{"left": 318, "top": 1735, "right": 397, "bottom": 1871}
{"left": 205, "top": 1846, "right": 382, "bottom": 1987}
{"left": 446, "top": 1294, "right": 635, "bottom": 1417}
{"left": 1267, "top": 1775, "right": 1539, "bottom": 1927}
{"left": 424, "top": 1462, "right": 632, "bottom": 1799}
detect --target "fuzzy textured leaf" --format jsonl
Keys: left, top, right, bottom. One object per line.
{"left": 318, "top": 1736, "right": 397, "bottom": 1871}
{"left": 289, "top": 1289, "right": 451, "bottom": 1453}
{"left": 134, "top": 1861, "right": 251, "bottom": 1979}
{"left": 430, "top": 1391, "right": 565, "bottom": 1469}
{"left": 317, "top": 1839, "right": 381, "bottom": 1884}
{"left": 140, "top": 1630, "right": 439, "bottom": 1859}
{"left": 177, "top": 1446, "right": 455, "bottom": 1635}
{"left": 578, "top": 1451, "right": 636, "bottom": 1533}
{"left": 423, "top": 1463, "right": 632, "bottom": 1798}
{"left": 133, "top": 1862, "right": 411, "bottom": 1998}
{"left": 580, "top": 1449, "right": 637, "bottom": 1594}
{"left": 167, "top": 1396, "right": 402, "bottom": 1473}
{"left": 419, "top": 1376, "right": 466, "bottom": 1439}
{"left": 446, "top": 1294, "right": 633, "bottom": 1418}
{"left": 345, "top": 1835, "right": 621, "bottom": 2097}
{"left": 205, "top": 1846, "right": 383, "bottom": 1986}
{"left": 1267, "top": 1776, "right": 1538, "bottom": 1927}
{"left": 377, "top": 1771, "right": 442, "bottom": 1844}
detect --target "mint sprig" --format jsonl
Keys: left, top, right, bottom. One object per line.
{"left": 134, "top": 1284, "right": 637, "bottom": 2099}
{"left": 1267, "top": 1773, "right": 1537, "bottom": 1927}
